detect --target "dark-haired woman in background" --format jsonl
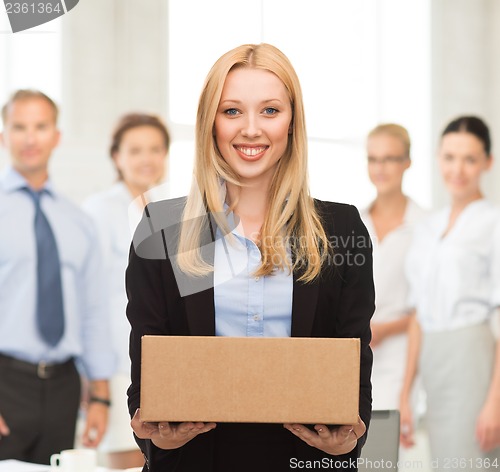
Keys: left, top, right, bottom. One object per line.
{"left": 400, "top": 116, "right": 500, "bottom": 469}
{"left": 83, "top": 113, "right": 170, "bottom": 468}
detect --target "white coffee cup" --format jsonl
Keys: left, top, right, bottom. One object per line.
{"left": 50, "top": 448, "right": 97, "bottom": 472}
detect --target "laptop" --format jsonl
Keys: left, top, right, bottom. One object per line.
{"left": 358, "top": 410, "right": 400, "bottom": 471}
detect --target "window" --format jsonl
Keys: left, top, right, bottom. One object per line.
{"left": 0, "top": 7, "right": 62, "bottom": 171}
{"left": 0, "top": 10, "right": 62, "bottom": 108}
{"left": 166, "top": 0, "right": 431, "bottom": 208}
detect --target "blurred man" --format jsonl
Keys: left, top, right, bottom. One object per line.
{"left": 0, "top": 90, "right": 115, "bottom": 464}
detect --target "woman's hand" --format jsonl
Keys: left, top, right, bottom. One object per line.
{"left": 476, "top": 397, "right": 500, "bottom": 452}
{"left": 0, "top": 413, "right": 10, "bottom": 438}
{"left": 131, "top": 408, "right": 216, "bottom": 450}
{"left": 284, "top": 416, "right": 365, "bottom": 455}
{"left": 399, "top": 397, "right": 415, "bottom": 448}
{"left": 370, "top": 322, "right": 388, "bottom": 348}
{"left": 476, "top": 334, "right": 500, "bottom": 452}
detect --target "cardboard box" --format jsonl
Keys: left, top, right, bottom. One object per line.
{"left": 140, "top": 335, "right": 360, "bottom": 425}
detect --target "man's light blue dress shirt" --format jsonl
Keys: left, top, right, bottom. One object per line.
{"left": 0, "top": 167, "right": 115, "bottom": 379}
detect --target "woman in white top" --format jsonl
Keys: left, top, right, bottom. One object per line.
{"left": 400, "top": 116, "right": 500, "bottom": 469}
{"left": 83, "top": 113, "right": 170, "bottom": 469}
{"left": 361, "top": 124, "right": 426, "bottom": 410}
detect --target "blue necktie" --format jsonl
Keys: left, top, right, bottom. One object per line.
{"left": 25, "top": 188, "right": 65, "bottom": 346}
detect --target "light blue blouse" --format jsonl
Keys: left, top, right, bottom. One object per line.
{"left": 214, "top": 212, "right": 293, "bottom": 337}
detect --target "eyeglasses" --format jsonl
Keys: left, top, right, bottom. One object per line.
{"left": 367, "top": 156, "right": 408, "bottom": 165}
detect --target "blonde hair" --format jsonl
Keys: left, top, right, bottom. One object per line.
{"left": 177, "top": 43, "right": 330, "bottom": 282}
{"left": 367, "top": 123, "right": 411, "bottom": 157}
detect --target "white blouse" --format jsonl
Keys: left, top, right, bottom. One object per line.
{"left": 362, "top": 198, "right": 427, "bottom": 325}
{"left": 82, "top": 182, "right": 169, "bottom": 374}
{"left": 361, "top": 198, "right": 426, "bottom": 409}
{"left": 406, "top": 199, "right": 500, "bottom": 333}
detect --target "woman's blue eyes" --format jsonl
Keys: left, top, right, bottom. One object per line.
{"left": 223, "top": 107, "right": 279, "bottom": 116}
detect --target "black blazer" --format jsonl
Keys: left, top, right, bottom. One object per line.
{"left": 126, "top": 198, "right": 374, "bottom": 472}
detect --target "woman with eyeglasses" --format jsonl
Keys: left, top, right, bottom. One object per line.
{"left": 400, "top": 116, "right": 500, "bottom": 470}
{"left": 361, "top": 124, "right": 426, "bottom": 412}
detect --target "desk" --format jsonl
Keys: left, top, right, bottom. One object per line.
{"left": 0, "top": 459, "right": 128, "bottom": 471}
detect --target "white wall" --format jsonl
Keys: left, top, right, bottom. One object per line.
{"left": 430, "top": 0, "right": 500, "bottom": 207}
{"left": 54, "top": 0, "right": 169, "bottom": 202}
{"left": 55, "top": 0, "right": 433, "bottom": 207}
{"left": 2, "top": 0, "right": 499, "bottom": 207}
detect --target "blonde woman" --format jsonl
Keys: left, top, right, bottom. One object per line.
{"left": 361, "top": 124, "right": 426, "bottom": 410}
{"left": 400, "top": 116, "right": 500, "bottom": 470}
{"left": 127, "top": 43, "right": 374, "bottom": 471}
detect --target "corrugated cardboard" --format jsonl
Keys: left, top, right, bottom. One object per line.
{"left": 140, "top": 335, "right": 360, "bottom": 425}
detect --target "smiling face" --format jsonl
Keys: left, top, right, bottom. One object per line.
{"left": 366, "top": 133, "right": 410, "bottom": 196}
{"left": 113, "top": 125, "right": 167, "bottom": 192}
{"left": 0, "top": 97, "right": 60, "bottom": 179}
{"left": 214, "top": 67, "right": 293, "bottom": 190}
{"left": 438, "top": 131, "right": 492, "bottom": 202}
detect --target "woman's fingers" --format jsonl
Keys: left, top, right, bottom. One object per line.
{"left": 284, "top": 421, "right": 360, "bottom": 455}
{"left": 351, "top": 415, "right": 366, "bottom": 440}
{"left": 476, "top": 420, "right": 500, "bottom": 452}
{"left": 175, "top": 421, "right": 217, "bottom": 436}
{"left": 399, "top": 403, "right": 415, "bottom": 448}
{"left": 314, "top": 424, "right": 331, "bottom": 439}
{"left": 131, "top": 409, "right": 217, "bottom": 450}
{"left": 284, "top": 424, "right": 314, "bottom": 442}
{"left": 131, "top": 409, "right": 216, "bottom": 441}
{"left": 131, "top": 409, "right": 159, "bottom": 438}
{"left": 336, "top": 416, "right": 365, "bottom": 443}
{"left": 0, "top": 414, "right": 10, "bottom": 437}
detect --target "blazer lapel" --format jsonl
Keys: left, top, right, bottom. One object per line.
{"left": 184, "top": 285, "right": 216, "bottom": 335}
{"left": 291, "top": 274, "right": 320, "bottom": 337}
{"left": 182, "top": 212, "right": 217, "bottom": 336}
{"left": 183, "top": 268, "right": 320, "bottom": 337}
{"left": 180, "top": 211, "right": 320, "bottom": 337}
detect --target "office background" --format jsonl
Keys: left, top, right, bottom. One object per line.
{"left": 1, "top": 0, "right": 499, "bottom": 210}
